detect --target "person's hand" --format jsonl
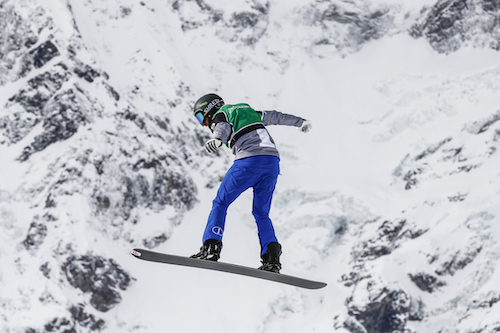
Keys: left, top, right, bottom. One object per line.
{"left": 204, "top": 139, "right": 223, "bottom": 153}
{"left": 299, "top": 119, "right": 312, "bottom": 133}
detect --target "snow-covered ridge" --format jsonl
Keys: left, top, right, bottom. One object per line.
{"left": 1, "top": 0, "right": 500, "bottom": 332}
{"left": 412, "top": 0, "right": 500, "bottom": 53}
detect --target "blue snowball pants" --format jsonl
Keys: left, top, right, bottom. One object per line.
{"left": 202, "top": 155, "right": 280, "bottom": 255}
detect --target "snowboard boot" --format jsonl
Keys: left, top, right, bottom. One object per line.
{"left": 190, "top": 239, "right": 222, "bottom": 262}
{"left": 258, "top": 242, "right": 282, "bottom": 273}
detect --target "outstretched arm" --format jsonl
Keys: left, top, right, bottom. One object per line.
{"left": 261, "top": 110, "right": 311, "bottom": 132}
{"left": 261, "top": 110, "right": 303, "bottom": 126}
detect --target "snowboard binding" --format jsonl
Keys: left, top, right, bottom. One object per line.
{"left": 190, "top": 239, "right": 222, "bottom": 261}
{"left": 258, "top": 242, "right": 282, "bottom": 273}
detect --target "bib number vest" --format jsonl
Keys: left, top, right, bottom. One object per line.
{"left": 215, "top": 104, "right": 266, "bottom": 148}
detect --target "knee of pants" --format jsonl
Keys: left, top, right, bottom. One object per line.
{"left": 213, "top": 196, "right": 231, "bottom": 209}
{"left": 252, "top": 209, "right": 270, "bottom": 220}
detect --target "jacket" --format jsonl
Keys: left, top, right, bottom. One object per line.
{"left": 210, "top": 103, "right": 304, "bottom": 160}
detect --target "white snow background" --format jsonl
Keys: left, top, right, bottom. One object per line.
{"left": 1, "top": 0, "right": 500, "bottom": 332}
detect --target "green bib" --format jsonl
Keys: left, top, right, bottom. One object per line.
{"left": 215, "top": 103, "right": 266, "bottom": 147}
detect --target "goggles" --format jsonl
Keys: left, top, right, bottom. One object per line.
{"left": 194, "top": 112, "right": 205, "bottom": 125}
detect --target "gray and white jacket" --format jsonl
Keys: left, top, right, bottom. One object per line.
{"left": 211, "top": 110, "right": 304, "bottom": 160}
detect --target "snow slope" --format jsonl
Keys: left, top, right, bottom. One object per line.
{"left": 1, "top": 0, "right": 500, "bottom": 332}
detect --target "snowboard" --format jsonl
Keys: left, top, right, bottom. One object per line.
{"left": 131, "top": 248, "right": 327, "bottom": 290}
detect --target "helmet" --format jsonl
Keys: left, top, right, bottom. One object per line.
{"left": 193, "top": 93, "right": 224, "bottom": 125}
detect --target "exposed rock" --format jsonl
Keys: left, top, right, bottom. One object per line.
{"left": 395, "top": 111, "right": 500, "bottom": 190}
{"left": 26, "top": 304, "right": 105, "bottom": 332}
{"left": 415, "top": 137, "right": 453, "bottom": 161}
{"left": 18, "top": 88, "right": 88, "bottom": 161}
{"left": 354, "top": 220, "right": 427, "bottom": 260}
{"left": 435, "top": 246, "right": 483, "bottom": 276}
{"left": 91, "top": 152, "right": 198, "bottom": 221}
{"left": 448, "top": 192, "right": 468, "bottom": 202}
{"left": 69, "top": 304, "right": 106, "bottom": 331}
{"left": 403, "top": 167, "right": 425, "bottom": 190}
{"left": 43, "top": 317, "right": 74, "bottom": 333}
{"left": 302, "top": 0, "right": 395, "bottom": 55}
{"left": 10, "top": 64, "right": 71, "bottom": 113}
{"left": 172, "top": 0, "right": 269, "bottom": 45}
{"left": 409, "top": 272, "right": 447, "bottom": 292}
{"left": 475, "top": 293, "right": 500, "bottom": 309}
{"left": 411, "top": 0, "right": 500, "bottom": 53}
{"left": 0, "top": 1, "right": 49, "bottom": 83}
{"left": 172, "top": 0, "right": 223, "bottom": 31}
{"left": 73, "top": 61, "right": 101, "bottom": 83}
{"left": 464, "top": 110, "right": 500, "bottom": 135}
{"left": 62, "top": 254, "right": 134, "bottom": 312}
{"left": 347, "top": 290, "right": 418, "bottom": 333}
{"left": 31, "top": 40, "right": 60, "bottom": 68}
{"left": 1, "top": 64, "right": 71, "bottom": 145}
{"left": 21, "top": 220, "right": 48, "bottom": 251}
{"left": 225, "top": 2, "right": 269, "bottom": 46}
{"left": 40, "top": 262, "right": 51, "bottom": 278}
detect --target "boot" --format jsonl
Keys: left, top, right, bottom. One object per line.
{"left": 190, "top": 239, "right": 222, "bottom": 261}
{"left": 258, "top": 242, "right": 282, "bottom": 273}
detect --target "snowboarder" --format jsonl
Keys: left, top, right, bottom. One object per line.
{"left": 190, "top": 93, "right": 312, "bottom": 273}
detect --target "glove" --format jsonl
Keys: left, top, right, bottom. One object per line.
{"left": 299, "top": 119, "right": 312, "bottom": 133}
{"left": 204, "top": 138, "right": 223, "bottom": 153}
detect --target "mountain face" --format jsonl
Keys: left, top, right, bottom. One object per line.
{"left": 1, "top": 0, "right": 216, "bottom": 330}
{"left": 1, "top": 0, "right": 500, "bottom": 332}
{"left": 341, "top": 110, "right": 500, "bottom": 332}
{"left": 412, "top": 0, "right": 500, "bottom": 53}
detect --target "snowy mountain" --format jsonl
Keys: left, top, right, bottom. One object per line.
{"left": 1, "top": 0, "right": 500, "bottom": 332}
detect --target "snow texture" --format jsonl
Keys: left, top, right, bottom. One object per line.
{"left": 1, "top": 0, "right": 500, "bottom": 332}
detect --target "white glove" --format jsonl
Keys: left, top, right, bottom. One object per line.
{"left": 299, "top": 119, "right": 312, "bottom": 133}
{"left": 204, "top": 139, "right": 223, "bottom": 153}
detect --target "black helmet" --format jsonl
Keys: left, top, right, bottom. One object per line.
{"left": 193, "top": 93, "right": 224, "bottom": 125}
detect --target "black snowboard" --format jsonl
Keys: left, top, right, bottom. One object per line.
{"left": 131, "top": 248, "right": 327, "bottom": 290}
